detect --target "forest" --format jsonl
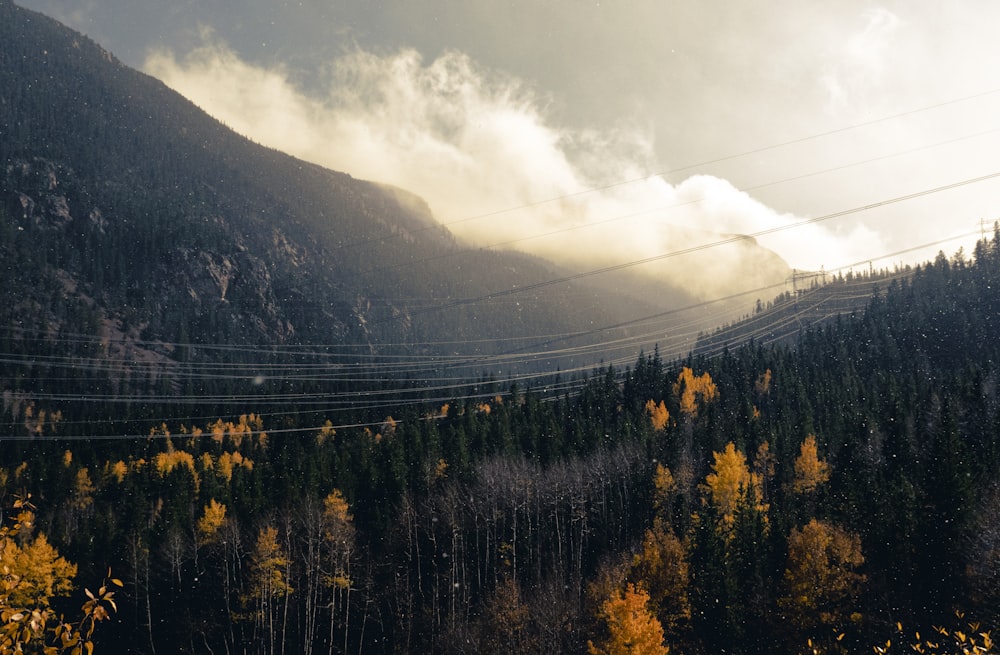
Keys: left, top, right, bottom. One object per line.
{"left": 3, "top": 228, "right": 1000, "bottom": 654}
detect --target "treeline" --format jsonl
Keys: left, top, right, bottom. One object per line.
{"left": 3, "top": 229, "right": 1000, "bottom": 654}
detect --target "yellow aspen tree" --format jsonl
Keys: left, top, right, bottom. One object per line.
{"left": 245, "top": 525, "right": 293, "bottom": 655}
{"left": 71, "top": 468, "right": 95, "bottom": 511}
{"left": 216, "top": 451, "right": 235, "bottom": 481}
{"left": 108, "top": 460, "right": 128, "bottom": 483}
{"left": 672, "top": 367, "right": 717, "bottom": 419}
{"left": 197, "top": 499, "right": 227, "bottom": 544}
{"left": 323, "top": 490, "right": 355, "bottom": 587}
{"left": 588, "top": 582, "right": 670, "bottom": 655}
{"left": 478, "top": 576, "right": 537, "bottom": 654}
{"left": 754, "top": 369, "right": 772, "bottom": 396}
{"left": 0, "top": 498, "right": 119, "bottom": 654}
{"left": 792, "top": 434, "right": 831, "bottom": 495}
{"left": 652, "top": 463, "right": 676, "bottom": 518}
{"left": 1, "top": 532, "right": 77, "bottom": 608}
{"left": 316, "top": 420, "right": 336, "bottom": 445}
{"left": 323, "top": 490, "right": 356, "bottom": 654}
{"left": 645, "top": 400, "right": 670, "bottom": 432}
{"left": 779, "top": 519, "right": 865, "bottom": 633}
{"left": 632, "top": 523, "right": 691, "bottom": 634}
{"left": 248, "top": 526, "right": 292, "bottom": 598}
{"left": 703, "top": 442, "right": 764, "bottom": 528}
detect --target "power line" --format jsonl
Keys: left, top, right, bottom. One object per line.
{"left": 396, "top": 172, "right": 1000, "bottom": 323}
{"left": 330, "top": 86, "right": 1000, "bottom": 254}
{"left": 0, "top": 229, "right": 983, "bottom": 440}
{"left": 358, "top": 123, "right": 1000, "bottom": 281}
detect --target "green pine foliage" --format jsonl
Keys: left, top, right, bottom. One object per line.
{"left": 0, "top": 233, "right": 997, "bottom": 653}
{"left": 4, "top": 3, "right": 1000, "bottom": 653}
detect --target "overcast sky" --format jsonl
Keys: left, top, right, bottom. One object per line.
{"left": 18, "top": 0, "right": 1000, "bottom": 295}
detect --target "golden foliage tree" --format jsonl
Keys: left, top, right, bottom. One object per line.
{"left": 197, "top": 499, "right": 227, "bottom": 544}
{"left": 672, "top": 368, "right": 717, "bottom": 419}
{"left": 754, "top": 369, "right": 772, "bottom": 396}
{"left": 645, "top": 400, "right": 670, "bottom": 432}
{"left": 322, "top": 489, "right": 356, "bottom": 653}
{"left": 1, "top": 532, "right": 77, "bottom": 608}
{"left": 478, "top": 576, "right": 538, "bottom": 653}
{"left": 652, "top": 464, "right": 676, "bottom": 518}
{"left": 71, "top": 468, "right": 95, "bottom": 512}
{"left": 779, "top": 519, "right": 865, "bottom": 634}
{"left": 245, "top": 525, "right": 293, "bottom": 655}
{"left": 0, "top": 498, "right": 118, "bottom": 654}
{"left": 703, "top": 442, "right": 765, "bottom": 528}
{"left": 792, "top": 434, "right": 831, "bottom": 495}
{"left": 632, "top": 523, "right": 691, "bottom": 635}
{"left": 588, "top": 582, "right": 670, "bottom": 655}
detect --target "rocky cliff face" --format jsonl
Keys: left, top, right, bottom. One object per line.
{"left": 0, "top": 0, "right": 670, "bottom": 411}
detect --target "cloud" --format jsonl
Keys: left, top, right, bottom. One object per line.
{"left": 145, "top": 38, "right": 885, "bottom": 299}
{"left": 821, "top": 8, "right": 901, "bottom": 116}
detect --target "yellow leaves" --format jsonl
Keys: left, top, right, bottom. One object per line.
{"left": 247, "top": 526, "right": 293, "bottom": 600}
{"left": 645, "top": 400, "right": 670, "bottom": 432}
{"left": 316, "top": 420, "right": 336, "bottom": 445}
{"left": 212, "top": 450, "right": 251, "bottom": 481}
{"left": 109, "top": 461, "right": 127, "bottom": 484}
{"left": 672, "top": 367, "right": 717, "bottom": 419}
{"left": 754, "top": 369, "right": 772, "bottom": 396}
{"left": 320, "top": 490, "right": 355, "bottom": 592}
{"left": 0, "top": 533, "right": 77, "bottom": 608}
{"left": 896, "top": 614, "right": 994, "bottom": 655}
{"left": 703, "top": 442, "right": 765, "bottom": 527}
{"left": 153, "top": 449, "right": 196, "bottom": 477}
{"left": 207, "top": 414, "right": 265, "bottom": 447}
{"left": 780, "top": 519, "right": 865, "bottom": 631}
{"left": 754, "top": 441, "right": 777, "bottom": 482}
{"left": 21, "top": 404, "right": 61, "bottom": 436}
{"left": 329, "top": 574, "right": 351, "bottom": 590}
{"left": 323, "top": 490, "right": 352, "bottom": 526}
{"left": 62, "top": 450, "right": 72, "bottom": 468}
{"left": 653, "top": 464, "right": 676, "bottom": 517}
{"left": 432, "top": 458, "right": 449, "bottom": 483}
{"left": 216, "top": 451, "right": 235, "bottom": 482}
{"left": 587, "top": 583, "right": 670, "bottom": 655}
{"left": 210, "top": 419, "right": 227, "bottom": 444}
{"left": 631, "top": 522, "right": 691, "bottom": 631}
{"left": 792, "top": 434, "right": 831, "bottom": 495}
{"left": 71, "top": 469, "right": 94, "bottom": 512}
{"left": 197, "top": 499, "right": 227, "bottom": 543}
{"left": 153, "top": 448, "right": 200, "bottom": 493}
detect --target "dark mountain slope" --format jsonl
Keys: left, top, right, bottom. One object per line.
{"left": 0, "top": 0, "right": 665, "bottom": 395}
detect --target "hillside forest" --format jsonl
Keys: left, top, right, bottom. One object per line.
{"left": 3, "top": 229, "right": 1000, "bottom": 654}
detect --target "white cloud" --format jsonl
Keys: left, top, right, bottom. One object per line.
{"left": 145, "top": 39, "right": 887, "bottom": 299}
{"left": 821, "top": 7, "right": 901, "bottom": 116}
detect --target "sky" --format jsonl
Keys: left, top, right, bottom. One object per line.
{"left": 17, "top": 0, "right": 1000, "bottom": 299}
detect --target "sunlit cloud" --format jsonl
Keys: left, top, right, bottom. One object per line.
{"left": 145, "top": 38, "right": 886, "bottom": 298}
{"left": 821, "top": 7, "right": 901, "bottom": 116}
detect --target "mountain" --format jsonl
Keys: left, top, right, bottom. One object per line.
{"left": 0, "top": 0, "right": 794, "bottom": 419}
{"left": 0, "top": 0, "right": 650, "bottom": 380}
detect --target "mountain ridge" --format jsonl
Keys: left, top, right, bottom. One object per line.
{"left": 0, "top": 0, "right": 679, "bottom": 392}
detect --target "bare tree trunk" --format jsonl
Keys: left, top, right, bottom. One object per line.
{"left": 129, "top": 533, "right": 157, "bottom": 655}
